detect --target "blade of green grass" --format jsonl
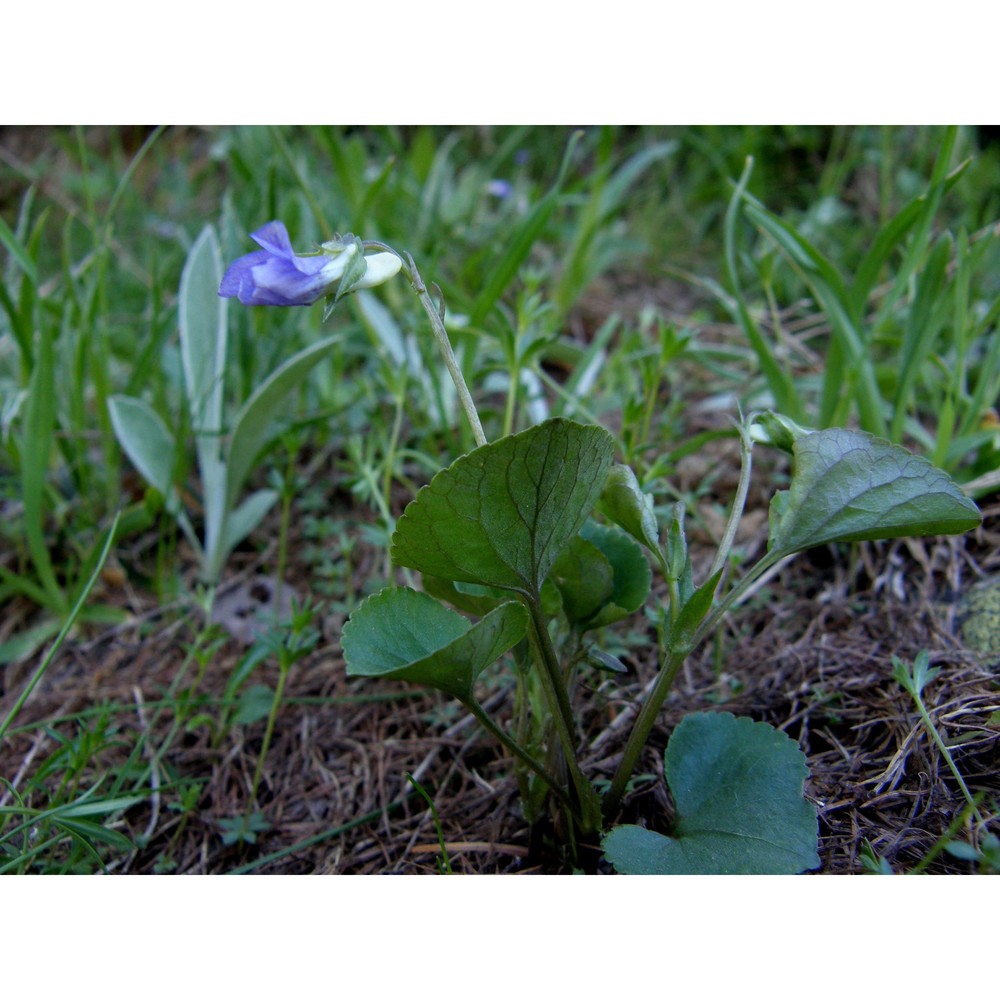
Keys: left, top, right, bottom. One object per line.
{"left": 0, "top": 512, "right": 120, "bottom": 742}
{"left": 469, "top": 131, "right": 583, "bottom": 328}
{"left": 19, "top": 314, "right": 65, "bottom": 612}
{"left": 889, "top": 232, "right": 951, "bottom": 442}
{"left": 723, "top": 158, "right": 800, "bottom": 420}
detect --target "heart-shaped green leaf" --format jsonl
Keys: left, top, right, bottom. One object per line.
{"left": 577, "top": 521, "right": 651, "bottom": 629}
{"left": 225, "top": 334, "right": 341, "bottom": 511}
{"left": 391, "top": 419, "right": 616, "bottom": 595}
{"left": 341, "top": 587, "right": 528, "bottom": 702}
{"left": 769, "top": 427, "right": 981, "bottom": 556}
{"left": 602, "top": 712, "right": 820, "bottom": 874}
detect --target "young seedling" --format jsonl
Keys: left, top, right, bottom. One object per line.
{"left": 891, "top": 650, "right": 986, "bottom": 829}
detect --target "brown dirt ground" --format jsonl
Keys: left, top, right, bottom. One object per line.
{"left": 2, "top": 466, "right": 997, "bottom": 874}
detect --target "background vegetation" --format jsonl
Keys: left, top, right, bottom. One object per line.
{"left": 1, "top": 125, "right": 997, "bottom": 873}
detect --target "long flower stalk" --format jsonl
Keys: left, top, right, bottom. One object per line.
{"left": 367, "top": 244, "right": 487, "bottom": 448}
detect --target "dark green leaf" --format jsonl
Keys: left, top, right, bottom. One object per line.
{"left": 577, "top": 521, "right": 651, "bottom": 629}
{"left": 391, "top": 419, "right": 616, "bottom": 594}
{"left": 769, "top": 428, "right": 981, "bottom": 556}
{"left": 550, "top": 535, "right": 614, "bottom": 624}
{"left": 342, "top": 587, "right": 528, "bottom": 702}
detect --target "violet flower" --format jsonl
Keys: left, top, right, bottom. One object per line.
{"left": 219, "top": 220, "right": 401, "bottom": 306}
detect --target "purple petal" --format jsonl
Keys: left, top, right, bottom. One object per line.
{"left": 219, "top": 250, "right": 270, "bottom": 302}
{"left": 249, "top": 220, "right": 333, "bottom": 281}
{"left": 249, "top": 220, "right": 295, "bottom": 258}
{"left": 219, "top": 221, "right": 355, "bottom": 306}
{"left": 245, "top": 255, "right": 333, "bottom": 305}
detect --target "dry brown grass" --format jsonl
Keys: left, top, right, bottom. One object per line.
{"left": 3, "top": 487, "right": 996, "bottom": 875}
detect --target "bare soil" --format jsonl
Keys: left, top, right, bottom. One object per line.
{"left": 3, "top": 471, "right": 996, "bottom": 874}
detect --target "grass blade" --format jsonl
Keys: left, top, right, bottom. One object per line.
{"left": 0, "top": 512, "right": 120, "bottom": 743}
{"left": 723, "top": 158, "right": 800, "bottom": 418}
{"left": 470, "top": 132, "right": 583, "bottom": 328}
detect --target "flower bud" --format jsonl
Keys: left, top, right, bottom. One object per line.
{"left": 750, "top": 411, "right": 813, "bottom": 453}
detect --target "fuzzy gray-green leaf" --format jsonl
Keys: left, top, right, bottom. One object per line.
{"left": 108, "top": 394, "right": 177, "bottom": 501}
{"left": 179, "top": 226, "right": 226, "bottom": 449}
{"left": 225, "top": 334, "right": 341, "bottom": 509}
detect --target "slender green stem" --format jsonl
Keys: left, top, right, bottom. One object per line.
{"left": 691, "top": 550, "right": 785, "bottom": 648}
{"left": 274, "top": 446, "right": 296, "bottom": 622}
{"left": 502, "top": 362, "right": 519, "bottom": 439}
{"left": 464, "top": 699, "right": 577, "bottom": 817}
{"left": 605, "top": 425, "right": 769, "bottom": 819}
{"left": 247, "top": 662, "right": 290, "bottom": 810}
{"left": 355, "top": 448, "right": 396, "bottom": 531}
{"left": 368, "top": 244, "right": 487, "bottom": 448}
{"left": 908, "top": 797, "right": 985, "bottom": 874}
{"left": 382, "top": 390, "right": 405, "bottom": 517}
{"left": 906, "top": 681, "right": 985, "bottom": 827}
{"left": 707, "top": 418, "right": 754, "bottom": 580}
{"left": 405, "top": 773, "right": 453, "bottom": 873}
{"left": 524, "top": 596, "right": 576, "bottom": 738}
{"left": 407, "top": 253, "right": 486, "bottom": 446}
{"left": 602, "top": 648, "right": 686, "bottom": 820}
{"left": 523, "top": 594, "right": 601, "bottom": 832}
